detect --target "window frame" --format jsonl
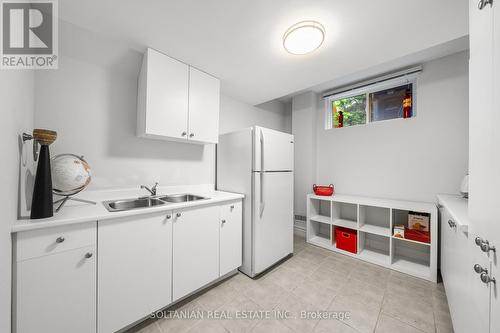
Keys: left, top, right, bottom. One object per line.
{"left": 324, "top": 75, "right": 418, "bottom": 130}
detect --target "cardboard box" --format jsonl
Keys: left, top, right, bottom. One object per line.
{"left": 408, "top": 212, "right": 430, "bottom": 232}
{"left": 393, "top": 224, "right": 405, "bottom": 238}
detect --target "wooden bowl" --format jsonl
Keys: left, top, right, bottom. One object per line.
{"left": 33, "top": 129, "right": 57, "bottom": 145}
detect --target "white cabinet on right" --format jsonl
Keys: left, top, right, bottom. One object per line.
{"left": 438, "top": 195, "right": 493, "bottom": 333}
{"left": 137, "top": 48, "right": 220, "bottom": 144}
{"left": 439, "top": 202, "right": 486, "bottom": 333}
{"left": 220, "top": 202, "right": 243, "bottom": 276}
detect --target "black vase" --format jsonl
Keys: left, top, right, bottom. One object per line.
{"left": 30, "top": 145, "right": 53, "bottom": 219}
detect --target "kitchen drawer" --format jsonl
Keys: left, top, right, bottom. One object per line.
{"left": 15, "top": 222, "right": 97, "bottom": 262}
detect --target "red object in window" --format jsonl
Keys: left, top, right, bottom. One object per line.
{"left": 405, "top": 229, "right": 430, "bottom": 244}
{"left": 313, "top": 184, "right": 334, "bottom": 196}
{"left": 403, "top": 89, "right": 412, "bottom": 118}
{"left": 338, "top": 111, "right": 344, "bottom": 127}
{"left": 335, "top": 227, "right": 357, "bottom": 254}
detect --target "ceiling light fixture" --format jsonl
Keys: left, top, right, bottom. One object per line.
{"left": 283, "top": 20, "right": 325, "bottom": 55}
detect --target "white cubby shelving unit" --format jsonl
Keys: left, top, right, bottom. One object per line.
{"left": 306, "top": 193, "right": 437, "bottom": 282}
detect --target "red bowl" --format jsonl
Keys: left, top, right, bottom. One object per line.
{"left": 313, "top": 184, "right": 334, "bottom": 196}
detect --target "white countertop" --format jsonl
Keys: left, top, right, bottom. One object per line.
{"left": 12, "top": 185, "right": 244, "bottom": 233}
{"left": 437, "top": 194, "right": 469, "bottom": 232}
{"left": 308, "top": 193, "right": 437, "bottom": 213}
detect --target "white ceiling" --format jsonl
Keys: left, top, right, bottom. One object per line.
{"left": 59, "top": 0, "right": 468, "bottom": 105}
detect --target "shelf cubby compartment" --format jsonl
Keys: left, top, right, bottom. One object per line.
{"left": 392, "top": 209, "right": 431, "bottom": 246}
{"left": 330, "top": 226, "right": 358, "bottom": 257}
{"left": 331, "top": 201, "right": 357, "bottom": 229}
{"left": 392, "top": 237, "right": 431, "bottom": 278}
{"left": 358, "top": 232, "right": 391, "bottom": 265}
{"left": 358, "top": 205, "right": 391, "bottom": 237}
{"left": 307, "top": 220, "right": 332, "bottom": 248}
{"left": 309, "top": 198, "right": 332, "bottom": 225}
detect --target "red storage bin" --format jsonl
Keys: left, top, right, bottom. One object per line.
{"left": 313, "top": 184, "right": 334, "bottom": 196}
{"left": 335, "top": 227, "right": 357, "bottom": 254}
{"left": 405, "top": 229, "right": 430, "bottom": 244}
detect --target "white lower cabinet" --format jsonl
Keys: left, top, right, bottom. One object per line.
{"left": 13, "top": 199, "right": 243, "bottom": 333}
{"left": 440, "top": 202, "right": 491, "bottom": 333}
{"left": 220, "top": 202, "right": 243, "bottom": 276}
{"left": 98, "top": 212, "right": 173, "bottom": 333}
{"left": 172, "top": 205, "right": 220, "bottom": 301}
{"left": 13, "top": 224, "right": 97, "bottom": 333}
{"left": 440, "top": 207, "right": 468, "bottom": 332}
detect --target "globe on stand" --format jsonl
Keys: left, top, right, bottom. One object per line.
{"left": 51, "top": 154, "right": 96, "bottom": 212}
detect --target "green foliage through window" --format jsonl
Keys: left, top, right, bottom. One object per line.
{"left": 332, "top": 94, "right": 367, "bottom": 128}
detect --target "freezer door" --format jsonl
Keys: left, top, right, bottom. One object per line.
{"left": 253, "top": 127, "right": 294, "bottom": 172}
{"left": 252, "top": 171, "right": 293, "bottom": 275}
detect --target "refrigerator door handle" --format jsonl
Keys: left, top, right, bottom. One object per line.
{"left": 259, "top": 128, "right": 265, "bottom": 217}
{"left": 259, "top": 172, "right": 265, "bottom": 217}
{"left": 260, "top": 128, "right": 265, "bottom": 171}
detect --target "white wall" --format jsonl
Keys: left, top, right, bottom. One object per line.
{"left": 220, "top": 95, "right": 291, "bottom": 134}
{"left": 313, "top": 51, "right": 469, "bottom": 202}
{"left": 292, "top": 92, "right": 316, "bottom": 217}
{"left": 35, "top": 53, "right": 216, "bottom": 189}
{"left": 35, "top": 21, "right": 290, "bottom": 190}
{"left": 0, "top": 70, "right": 35, "bottom": 333}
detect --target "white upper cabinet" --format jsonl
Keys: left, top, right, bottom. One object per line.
{"left": 137, "top": 48, "right": 220, "bottom": 144}
{"left": 137, "top": 48, "right": 189, "bottom": 140}
{"left": 188, "top": 67, "right": 220, "bottom": 144}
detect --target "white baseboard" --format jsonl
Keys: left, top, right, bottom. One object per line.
{"left": 294, "top": 222, "right": 306, "bottom": 238}
{"left": 294, "top": 228, "right": 306, "bottom": 238}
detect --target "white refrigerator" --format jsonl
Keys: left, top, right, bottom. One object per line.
{"left": 217, "top": 126, "right": 294, "bottom": 277}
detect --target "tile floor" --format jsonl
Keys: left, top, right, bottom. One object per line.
{"left": 126, "top": 235, "right": 454, "bottom": 333}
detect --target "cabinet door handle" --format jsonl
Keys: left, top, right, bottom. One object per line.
{"left": 230, "top": 205, "right": 234, "bottom": 210}
{"left": 478, "top": 0, "right": 493, "bottom": 10}
{"left": 480, "top": 272, "right": 496, "bottom": 284}
{"left": 221, "top": 219, "right": 226, "bottom": 224}
{"left": 476, "top": 237, "right": 496, "bottom": 253}
{"left": 166, "top": 214, "right": 172, "bottom": 219}
{"left": 85, "top": 252, "right": 93, "bottom": 259}
{"left": 176, "top": 212, "right": 182, "bottom": 218}
{"left": 448, "top": 219, "right": 456, "bottom": 228}
{"left": 181, "top": 131, "right": 187, "bottom": 137}
{"left": 480, "top": 240, "right": 496, "bottom": 253}
{"left": 189, "top": 133, "right": 194, "bottom": 138}
{"left": 56, "top": 237, "right": 65, "bottom": 243}
{"left": 474, "top": 264, "right": 488, "bottom": 274}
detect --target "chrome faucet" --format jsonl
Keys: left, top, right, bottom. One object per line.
{"left": 141, "top": 182, "right": 159, "bottom": 196}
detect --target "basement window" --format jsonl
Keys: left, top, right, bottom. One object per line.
{"left": 325, "top": 74, "right": 417, "bottom": 130}
{"left": 332, "top": 94, "right": 367, "bottom": 128}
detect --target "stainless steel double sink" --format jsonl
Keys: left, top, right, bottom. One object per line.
{"left": 103, "top": 194, "right": 208, "bottom": 212}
